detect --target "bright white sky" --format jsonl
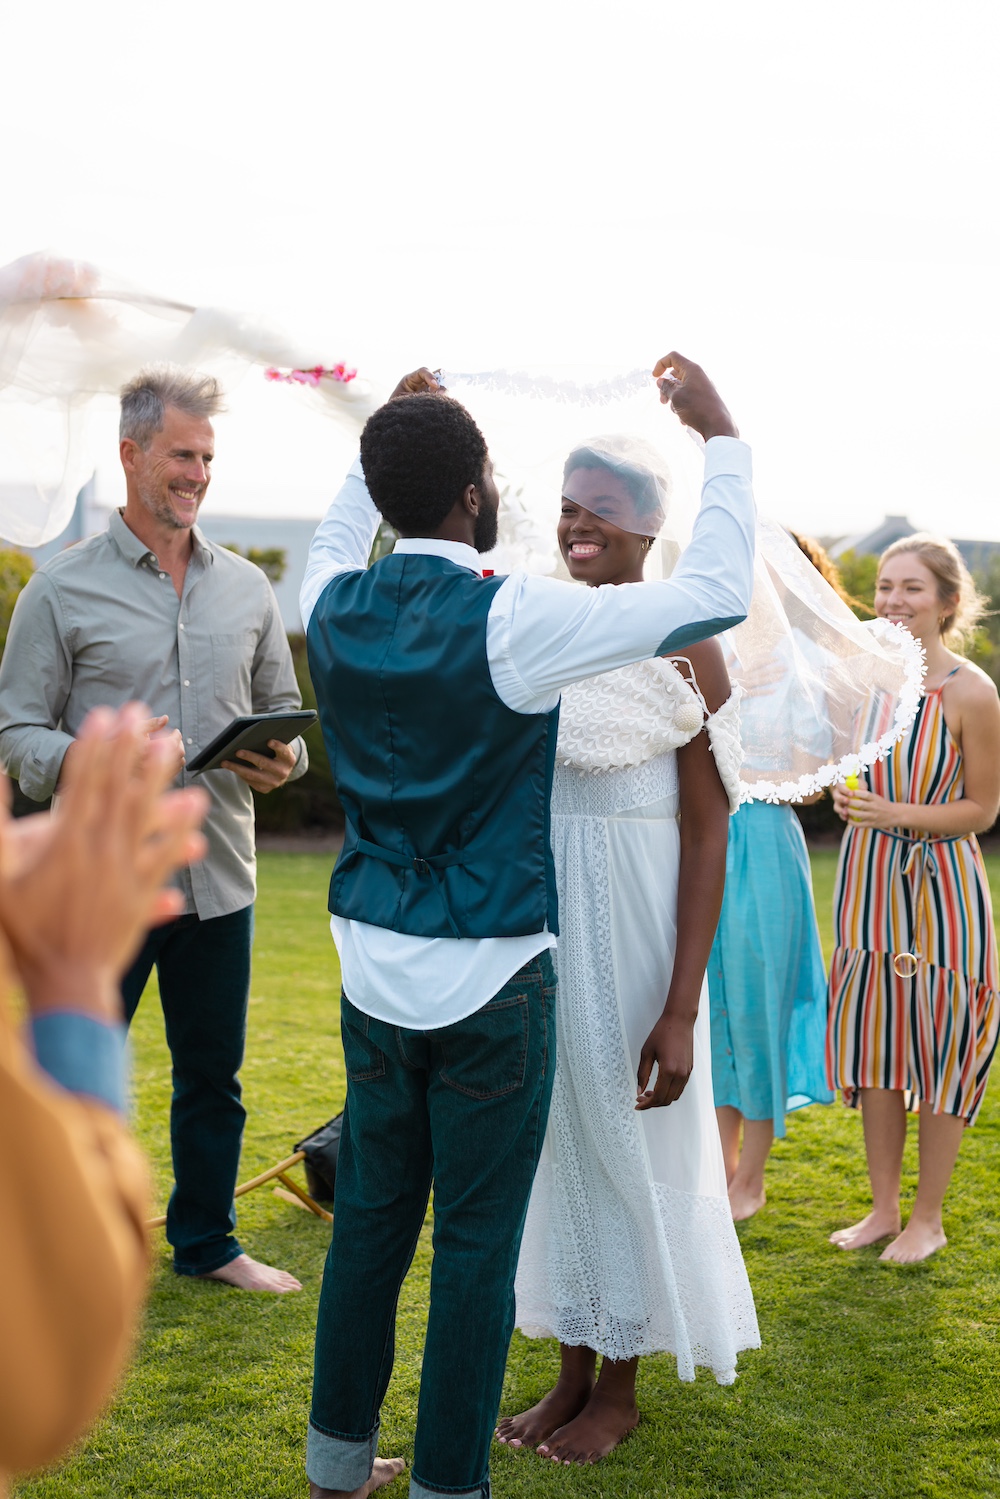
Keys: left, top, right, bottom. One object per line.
{"left": 2, "top": 0, "right": 999, "bottom": 540}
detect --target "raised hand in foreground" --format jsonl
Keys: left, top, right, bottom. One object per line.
{"left": 0, "top": 702, "right": 208, "bottom": 1023}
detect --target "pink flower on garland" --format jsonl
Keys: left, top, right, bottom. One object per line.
{"left": 264, "top": 363, "right": 357, "bottom": 386}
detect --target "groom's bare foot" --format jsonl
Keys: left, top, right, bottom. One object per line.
{"left": 829, "top": 1210, "right": 901, "bottom": 1250}
{"left": 496, "top": 1375, "right": 595, "bottom": 1449}
{"left": 197, "top": 1253, "right": 302, "bottom": 1292}
{"left": 879, "top": 1220, "right": 947, "bottom": 1263}
{"left": 538, "top": 1387, "right": 639, "bottom": 1464}
{"left": 309, "top": 1456, "right": 406, "bottom": 1498}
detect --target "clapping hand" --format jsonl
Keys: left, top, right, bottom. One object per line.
{"left": 0, "top": 704, "right": 208, "bottom": 1023}
{"left": 140, "top": 714, "right": 185, "bottom": 770}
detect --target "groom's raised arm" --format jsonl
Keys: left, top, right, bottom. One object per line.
{"left": 488, "top": 435, "right": 755, "bottom": 713}
{"left": 299, "top": 456, "right": 382, "bottom": 630}
{"left": 299, "top": 369, "right": 443, "bottom": 630}
{"left": 488, "top": 354, "right": 756, "bottom": 714}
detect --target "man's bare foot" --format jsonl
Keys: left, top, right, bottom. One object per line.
{"left": 829, "top": 1210, "right": 901, "bottom": 1250}
{"left": 197, "top": 1253, "right": 302, "bottom": 1292}
{"left": 538, "top": 1388, "right": 639, "bottom": 1465}
{"left": 309, "top": 1455, "right": 406, "bottom": 1498}
{"left": 496, "top": 1375, "right": 595, "bottom": 1449}
{"left": 879, "top": 1220, "right": 947, "bottom": 1264}
{"left": 729, "top": 1182, "right": 766, "bottom": 1221}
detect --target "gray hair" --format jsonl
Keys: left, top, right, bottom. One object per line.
{"left": 119, "top": 364, "right": 225, "bottom": 449}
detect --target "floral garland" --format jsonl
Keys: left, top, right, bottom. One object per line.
{"left": 264, "top": 363, "right": 357, "bottom": 387}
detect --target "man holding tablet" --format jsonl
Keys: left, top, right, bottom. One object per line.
{"left": 0, "top": 366, "right": 308, "bottom": 1293}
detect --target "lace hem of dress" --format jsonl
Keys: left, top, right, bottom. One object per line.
{"left": 516, "top": 1182, "right": 761, "bottom": 1380}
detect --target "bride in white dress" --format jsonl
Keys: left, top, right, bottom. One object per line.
{"left": 496, "top": 435, "right": 760, "bottom": 1465}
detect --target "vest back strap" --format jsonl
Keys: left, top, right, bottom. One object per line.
{"left": 352, "top": 832, "right": 468, "bottom": 940}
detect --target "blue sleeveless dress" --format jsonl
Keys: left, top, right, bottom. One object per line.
{"left": 708, "top": 700, "right": 833, "bottom": 1134}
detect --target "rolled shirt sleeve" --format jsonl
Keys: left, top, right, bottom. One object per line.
{"left": 0, "top": 573, "right": 77, "bottom": 800}
{"left": 250, "top": 587, "right": 309, "bottom": 781}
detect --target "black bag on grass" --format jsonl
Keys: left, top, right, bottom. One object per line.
{"left": 295, "top": 1113, "right": 344, "bottom": 1204}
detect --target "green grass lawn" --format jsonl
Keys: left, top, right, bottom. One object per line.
{"left": 15, "top": 850, "right": 1000, "bottom": 1499}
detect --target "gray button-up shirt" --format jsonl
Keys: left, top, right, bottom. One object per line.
{"left": 0, "top": 510, "right": 307, "bottom": 919}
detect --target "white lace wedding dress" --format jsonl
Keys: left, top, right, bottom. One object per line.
{"left": 515, "top": 657, "right": 761, "bottom": 1383}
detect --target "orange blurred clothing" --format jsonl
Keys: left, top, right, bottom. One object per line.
{"left": 0, "top": 987, "right": 148, "bottom": 1495}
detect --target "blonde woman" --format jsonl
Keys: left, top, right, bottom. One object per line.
{"left": 828, "top": 534, "right": 1000, "bottom": 1262}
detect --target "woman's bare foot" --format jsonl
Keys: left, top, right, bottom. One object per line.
{"left": 728, "top": 1182, "right": 766, "bottom": 1221}
{"left": 496, "top": 1375, "right": 595, "bottom": 1449}
{"left": 829, "top": 1210, "right": 901, "bottom": 1250}
{"left": 309, "top": 1455, "right": 406, "bottom": 1498}
{"left": 538, "top": 1387, "right": 639, "bottom": 1465}
{"left": 879, "top": 1220, "right": 947, "bottom": 1263}
{"left": 197, "top": 1253, "right": 302, "bottom": 1292}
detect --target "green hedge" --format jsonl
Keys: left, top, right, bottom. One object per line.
{"left": 251, "top": 633, "right": 344, "bottom": 834}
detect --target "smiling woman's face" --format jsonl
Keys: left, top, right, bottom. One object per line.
{"left": 874, "top": 551, "right": 954, "bottom": 644}
{"left": 558, "top": 466, "right": 650, "bottom": 586}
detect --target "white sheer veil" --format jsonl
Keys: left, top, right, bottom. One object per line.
{"left": 0, "top": 256, "right": 922, "bottom": 799}
{"left": 439, "top": 367, "right": 925, "bottom": 802}
{"left": 0, "top": 252, "right": 378, "bottom": 547}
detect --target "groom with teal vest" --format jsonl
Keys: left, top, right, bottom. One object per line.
{"left": 300, "top": 355, "right": 755, "bottom": 1499}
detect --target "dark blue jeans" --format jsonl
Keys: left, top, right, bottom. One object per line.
{"left": 122, "top": 906, "right": 253, "bottom": 1276}
{"left": 308, "top": 952, "right": 556, "bottom": 1499}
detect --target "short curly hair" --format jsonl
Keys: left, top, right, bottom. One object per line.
{"left": 359, "top": 393, "right": 489, "bottom": 535}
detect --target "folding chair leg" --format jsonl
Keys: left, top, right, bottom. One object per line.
{"left": 275, "top": 1170, "right": 333, "bottom": 1222}
{"left": 145, "top": 1149, "right": 329, "bottom": 1229}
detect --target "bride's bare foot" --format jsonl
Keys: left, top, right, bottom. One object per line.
{"left": 879, "top": 1220, "right": 947, "bottom": 1263}
{"left": 197, "top": 1253, "right": 302, "bottom": 1292}
{"left": 538, "top": 1387, "right": 639, "bottom": 1465}
{"left": 496, "top": 1376, "right": 595, "bottom": 1449}
{"left": 309, "top": 1456, "right": 405, "bottom": 1498}
{"left": 829, "top": 1210, "right": 901, "bottom": 1250}
{"left": 728, "top": 1182, "right": 766, "bottom": 1221}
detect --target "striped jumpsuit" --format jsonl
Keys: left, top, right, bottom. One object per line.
{"left": 827, "top": 667, "right": 1000, "bottom": 1124}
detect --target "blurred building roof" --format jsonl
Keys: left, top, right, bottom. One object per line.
{"left": 830, "top": 514, "right": 1000, "bottom": 574}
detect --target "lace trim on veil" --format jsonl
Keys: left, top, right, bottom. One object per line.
{"left": 743, "top": 620, "right": 926, "bottom": 804}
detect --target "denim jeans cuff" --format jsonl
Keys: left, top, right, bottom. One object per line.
{"left": 307, "top": 1420, "right": 379, "bottom": 1489}
{"left": 172, "top": 1240, "right": 243, "bottom": 1277}
{"left": 410, "top": 1477, "right": 489, "bottom": 1499}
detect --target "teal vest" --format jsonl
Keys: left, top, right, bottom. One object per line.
{"left": 307, "top": 554, "right": 559, "bottom": 939}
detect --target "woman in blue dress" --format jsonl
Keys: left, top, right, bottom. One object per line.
{"left": 708, "top": 534, "right": 844, "bottom": 1219}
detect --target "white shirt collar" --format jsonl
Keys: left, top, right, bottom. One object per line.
{"left": 392, "top": 536, "right": 484, "bottom": 575}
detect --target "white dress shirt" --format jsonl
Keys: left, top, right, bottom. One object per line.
{"left": 301, "top": 437, "right": 755, "bottom": 1029}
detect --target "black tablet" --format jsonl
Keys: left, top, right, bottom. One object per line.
{"left": 186, "top": 711, "right": 318, "bottom": 776}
